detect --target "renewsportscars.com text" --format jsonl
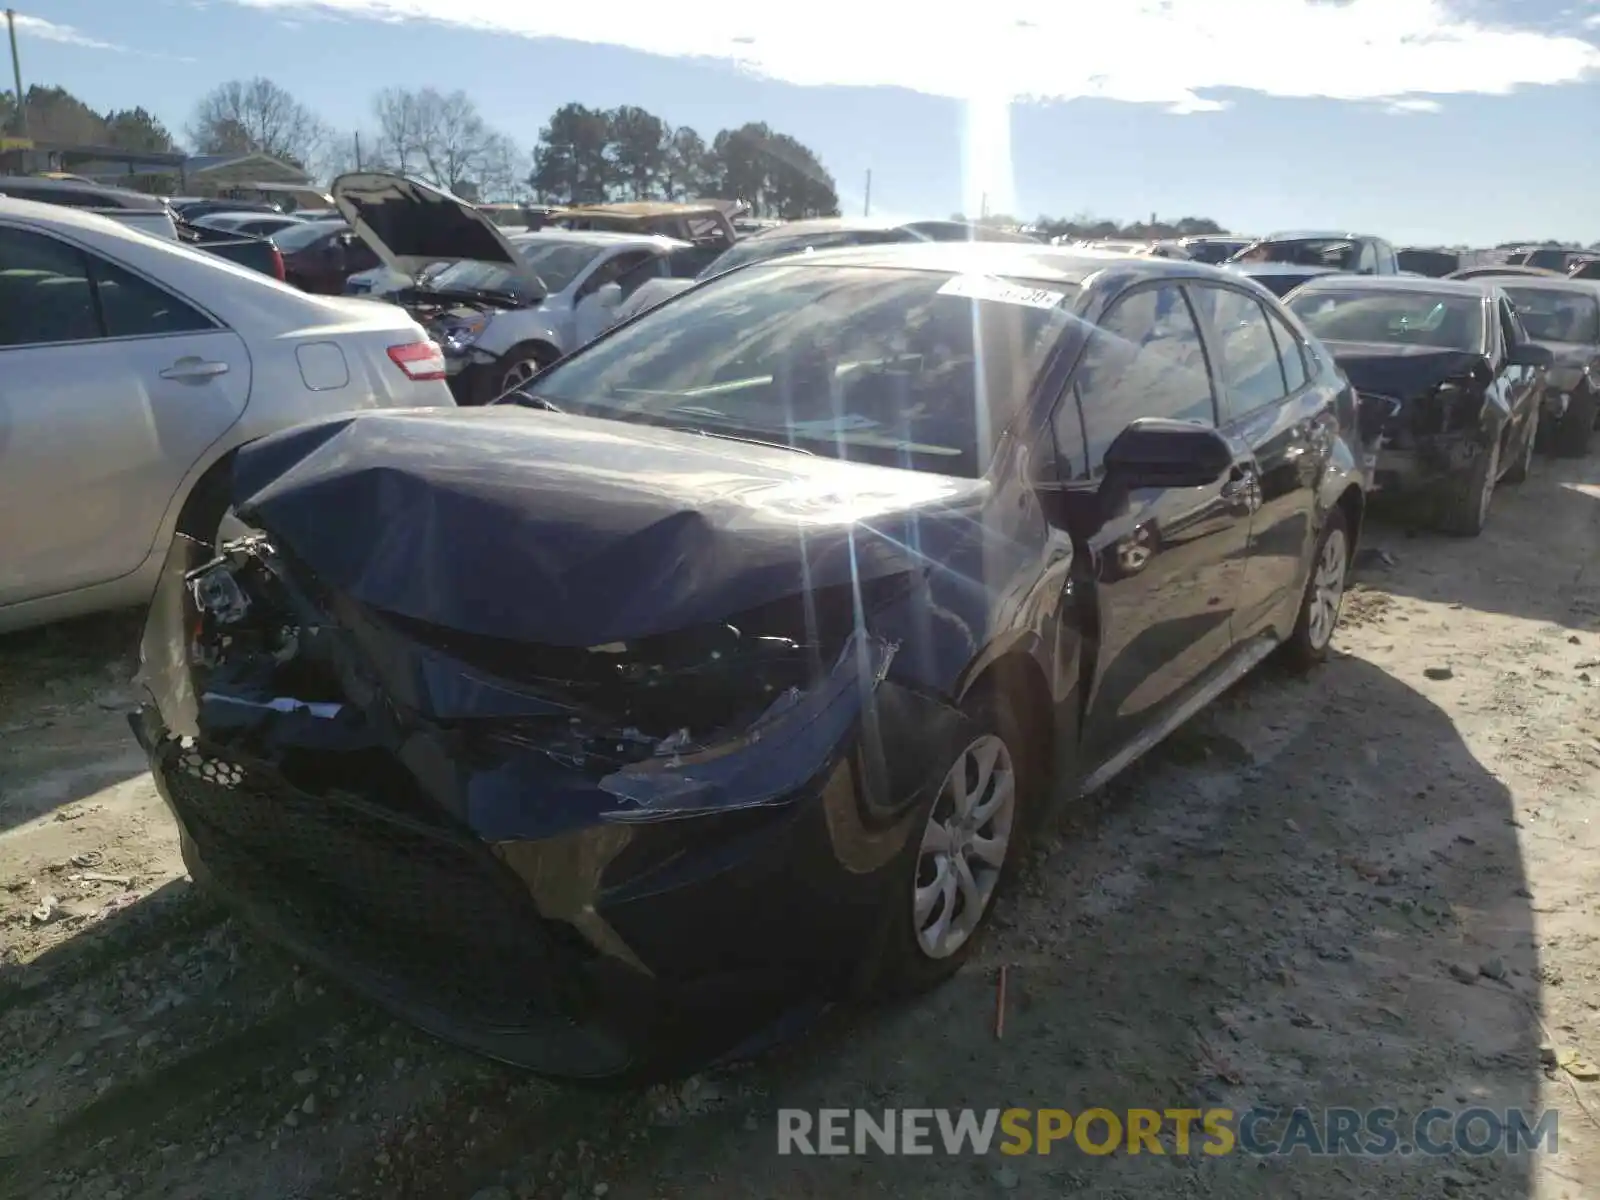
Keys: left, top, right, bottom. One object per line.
{"left": 777, "top": 1107, "right": 1560, "bottom": 1158}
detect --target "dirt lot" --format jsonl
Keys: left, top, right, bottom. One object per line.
{"left": 3, "top": 459, "right": 1600, "bottom": 1200}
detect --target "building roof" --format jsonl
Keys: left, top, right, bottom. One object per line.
{"left": 184, "top": 152, "right": 311, "bottom": 180}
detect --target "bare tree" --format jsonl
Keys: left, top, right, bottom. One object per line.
{"left": 369, "top": 87, "right": 517, "bottom": 196}
{"left": 371, "top": 87, "right": 428, "bottom": 175}
{"left": 188, "top": 78, "right": 328, "bottom": 167}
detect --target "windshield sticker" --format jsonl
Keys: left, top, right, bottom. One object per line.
{"left": 938, "top": 275, "right": 1066, "bottom": 310}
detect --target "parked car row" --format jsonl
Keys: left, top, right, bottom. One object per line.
{"left": 5, "top": 175, "right": 1597, "bottom": 1086}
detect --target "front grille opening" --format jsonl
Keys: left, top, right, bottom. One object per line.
{"left": 165, "top": 741, "right": 567, "bottom": 1027}
{"left": 366, "top": 575, "right": 909, "bottom": 742}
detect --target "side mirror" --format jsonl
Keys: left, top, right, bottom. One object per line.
{"left": 592, "top": 281, "right": 623, "bottom": 309}
{"left": 1103, "top": 418, "right": 1234, "bottom": 488}
{"left": 1509, "top": 343, "right": 1554, "bottom": 369}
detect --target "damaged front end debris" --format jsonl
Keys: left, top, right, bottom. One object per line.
{"left": 131, "top": 528, "right": 938, "bottom": 1080}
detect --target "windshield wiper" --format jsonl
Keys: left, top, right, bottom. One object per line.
{"left": 413, "top": 284, "right": 531, "bottom": 308}
{"left": 495, "top": 391, "right": 562, "bottom": 412}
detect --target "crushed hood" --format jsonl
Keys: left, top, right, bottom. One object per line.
{"left": 1223, "top": 262, "right": 1343, "bottom": 297}
{"left": 1322, "top": 340, "right": 1485, "bottom": 401}
{"left": 229, "top": 407, "right": 988, "bottom": 647}
{"left": 331, "top": 171, "right": 525, "bottom": 279}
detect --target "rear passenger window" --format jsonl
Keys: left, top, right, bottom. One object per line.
{"left": 1072, "top": 283, "right": 1217, "bottom": 474}
{"left": 1195, "top": 286, "right": 1287, "bottom": 418}
{"left": 0, "top": 227, "right": 98, "bottom": 347}
{"left": 88, "top": 257, "right": 214, "bottom": 339}
{"left": 1264, "top": 310, "right": 1308, "bottom": 392}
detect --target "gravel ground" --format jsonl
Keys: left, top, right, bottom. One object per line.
{"left": 3, "top": 458, "right": 1599, "bottom": 1200}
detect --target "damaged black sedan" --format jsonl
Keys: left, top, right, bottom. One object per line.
{"left": 132, "top": 243, "right": 1366, "bottom": 1081}
{"left": 1286, "top": 276, "right": 1551, "bottom": 536}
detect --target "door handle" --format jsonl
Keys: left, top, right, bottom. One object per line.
{"left": 159, "top": 358, "right": 230, "bottom": 382}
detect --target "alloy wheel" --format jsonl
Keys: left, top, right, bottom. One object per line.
{"left": 913, "top": 733, "right": 1016, "bottom": 960}
{"left": 500, "top": 358, "right": 542, "bottom": 391}
{"left": 1306, "top": 526, "right": 1348, "bottom": 651}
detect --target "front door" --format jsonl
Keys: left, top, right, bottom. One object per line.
{"left": 0, "top": 224, "right": 251, "bottom": 605}
{"left": 1051, "top": 281, "right": 1257, "bottom": 765}
{"left": 1187, "top": 282, "right": 1322, "bottom": 637}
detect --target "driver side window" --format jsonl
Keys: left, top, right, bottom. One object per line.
{"left": 1057, "top": 283, "right": 1218, "bottom": 479}
{"left": 1356, "top": 241, "right": 1378, "bottom": 274}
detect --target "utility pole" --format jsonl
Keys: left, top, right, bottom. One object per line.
{"left": 353, "top": 131, "right": 363, "bottom": 171}
{"left": 862, "top": 168, "right": 871, "bottom": 217}
{"left": 5, "top": 9, "right": 26, "bottom": 138}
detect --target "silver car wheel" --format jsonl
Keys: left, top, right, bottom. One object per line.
{"left": 914, "top": 733, "right": 1016, "bottom": 960}
{"left": 500, "top": 357, "right": 543, "bottom": 391}
{"left": 1306, "top": 526, "right": 1348, "bottom": 651}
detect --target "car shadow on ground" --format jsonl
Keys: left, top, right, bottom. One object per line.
{"left": 1354, "top": 455, "right": 1600, "bottom": 633}
{"left": 437, "top": 651, "right": 1547, "bottom": 1197}
{"left": 0, "top": 608, "right": 149, "bottom": 833}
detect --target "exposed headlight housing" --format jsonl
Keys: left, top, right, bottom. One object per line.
{"left": 440, "top": 316, "right": 490, "bottom": 356}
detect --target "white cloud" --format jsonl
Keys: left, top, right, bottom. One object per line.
{"left": 222, "top": 0, "right": 1600, "bottom": 108}
{"left": 1384, "top": 98, "right": 1444, "bottom": 113}
{"left": 10, "top": 13, "right": 128, "bottom": 52}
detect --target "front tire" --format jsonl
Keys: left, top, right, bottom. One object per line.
{"left": 1281, "top": 507, "right": 1349, "bottom": 672}
{"left": 1435, "top": 436, "right": 1499, "bottom": 537}
{"left": 866, "top": 695, "right": 1036, "bottom": 999}
{"left": 484, "top": 342, "right": 559, "bottom": 403}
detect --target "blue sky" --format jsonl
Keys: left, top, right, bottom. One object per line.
{"left": 9, "top": 0, "right": 1600, "bottom": 245}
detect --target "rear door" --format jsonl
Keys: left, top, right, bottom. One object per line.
{"left": 1495, "top": 293, "right": 1539, "bottom": 443}
{"left": 1051, "top": 281, "right": 1256, "bottom": 764}
{"left": 0, "top": 223, "right": 251, "bottom": 605}
{"left": 1188, "top": 281, "right": 1323, "bottom": 636}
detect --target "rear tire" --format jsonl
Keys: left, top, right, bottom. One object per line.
{"left": 1281, "top": 508, "right": 1349, "bottom": 672}
{"left": 865, "top": 693, "right": 1037, "bottom": 999}
{"left": 1435, "top": 436, "right": 1498, "bottom": 537}
{"left": 1554, "top": 385, "right": 1597, "bottom": 458}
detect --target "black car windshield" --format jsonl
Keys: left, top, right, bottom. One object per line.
{"left": 698, "top": 228, "right": 914, "bottom": 278}
{"left": 1501, "top": 287, "right": 1600, "bottom": 344}
{"left": 1288, "top": 290, "right": 1485, "bottom": 351}
{"left": 1232, "top": 238, "right": 1360, "bottom": 270}
{"left": 428, "top": 239, "right": 602, "bottom": 297}
{"left": 272, "top": 221, "right": 347, "bottom": 251}
{"left": 524, "top": 263, "right": 1079, "bottom": 477}
{"left": 1183, "top": 240, "right": 1244, "bottom": 264}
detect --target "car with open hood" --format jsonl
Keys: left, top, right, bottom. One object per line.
{"left": 1285, "top": 275, "right": 1552, "bottom": 535}
{"left": 1479, "top": 276, "right": 1600, "bottom": 456}
{"left": 332, "top": 172, "right": 693, "bottom": 403}
{"left": 131, "top": 242, "right": 1366, "bottom": 1082}
{"left": 1224, "top": 231, "right": 1400, "bottom": 297}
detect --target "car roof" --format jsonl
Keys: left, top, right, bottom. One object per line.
{"left": 559, "top": 201, "right": 725, "bottom": 219}
{"left": 1468, "top": 274, "right": 1600, "bottom": 296}
{"left": 508, "top": 229, "right": 689, "bottom": 250}
{"left": 1290, "top": 274, "right": 1492, "bottom": 299}
{"left": 746, "top": 216, "right": 909, "bottom": 237}
{"left": 1261, "top": 230, "right": 1374, "bottom": 242}
{"left": 0, "top": 175, "right": 168, "bottom": 210}
{"left": 764, "top": 240, "right": 1239, "bottom": 287}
